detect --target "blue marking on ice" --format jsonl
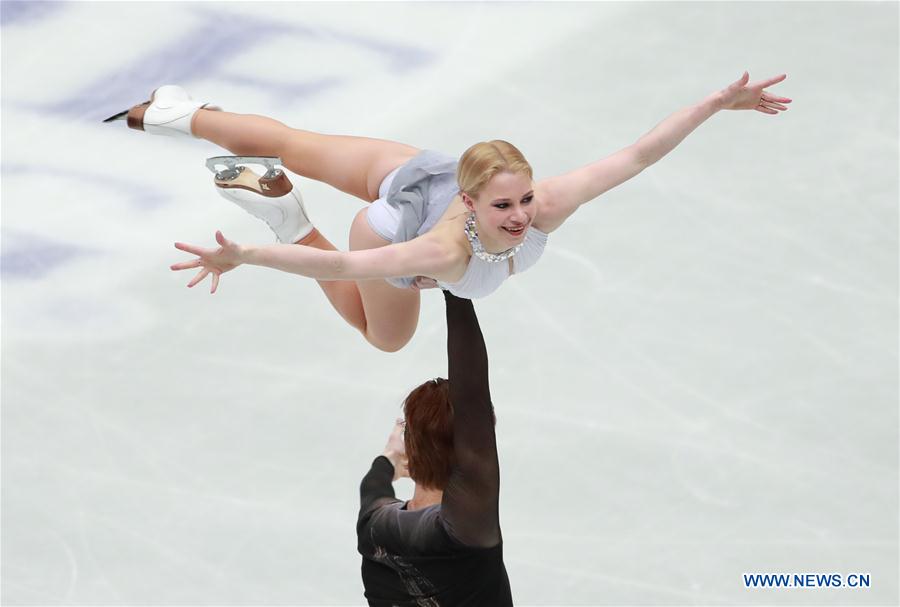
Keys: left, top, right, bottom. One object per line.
{"left": 44, "top": 18, "right": 284, "bottom": 121}
{"left": 322, "top": 29, "right": 435, "bottom": 73}
{"left": 215, "top": 75, "right": 344, "bottom": 103}
{"left": 1, "top": 163, "right": 171, "bottom": 210}
{"left": 1, "top": 229, "right": 95, "bottom": 280}
{"left": 33, "top": 11, "right": 434, "bottom": 121}
{"left": 0, "top": 0, "right": 65, "bottom": 27}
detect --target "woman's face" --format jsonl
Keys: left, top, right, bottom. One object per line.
{"left": 464, "top": 171, "right": 536, "bottom": 251}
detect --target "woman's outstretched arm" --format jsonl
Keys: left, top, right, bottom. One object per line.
{"left": 170, "top": 230, "right": 458, "bottom": 293}
{"left": 535, "top": 72, "right": 791, "bottom": 233}
{"left": 440, "top": 290, "right": 501, "bottom": 548}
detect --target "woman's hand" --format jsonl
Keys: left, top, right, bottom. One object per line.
{"left": 170, "top": 230, "right": 244, "bottom": 294}
{"left": 719, "top": 71, "right": 792, "bottom": 114}
{"left": 411, "top": 276, "right": 440, "bottom": 290}
{"left": 382, "top": 418, "right": 409, "bottom": 481}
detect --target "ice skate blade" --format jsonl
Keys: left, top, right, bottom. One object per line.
{"left": 102, "top": 109, "right": 129, "bottom": 123}
{"left": 103, "top": 99, "right": 153, "bottom": 131}
{"left": 103, "top": 93, "right": 153, "bottom": 124}
{"left": 206, "top": 156, "right": 283, "bottom": 179}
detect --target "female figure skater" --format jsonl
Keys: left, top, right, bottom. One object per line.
{"left": 114, "top": 71, "right": 790, "bottom": 351}
{"left": 358, "top": 290, "right": 510, "bottom": 605}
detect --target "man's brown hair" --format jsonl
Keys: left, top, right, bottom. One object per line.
{"left": 403, "top": 378, "right": 454, "bottom": 490}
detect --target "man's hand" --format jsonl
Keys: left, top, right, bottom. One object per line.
{"left": 382, "top": 418, "right": 409, "bottom": 481}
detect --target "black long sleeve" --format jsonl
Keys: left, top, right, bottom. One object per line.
{"left": 358, "top": 455, "right": 397, "bottom": 522}
{"left": 440, "top": 290, "right": 501, "bottom": 548}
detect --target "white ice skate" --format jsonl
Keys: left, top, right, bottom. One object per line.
{"left": 206, "top": 156, "right": 314, "bottom": 244}
{"left": 103, "top": 85, "right": 220, "bottom": 137}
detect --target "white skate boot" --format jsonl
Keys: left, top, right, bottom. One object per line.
{"left": 206, "top": 156, "right": 314, "bottom": 244}
{"left": 103, "top": 85, "right": 220, "bottom": 137}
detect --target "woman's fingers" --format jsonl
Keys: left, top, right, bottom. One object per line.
{"left": 171, "top": 237, "right": 231, "bottom": 290}
{"left": 760, "top": 100, "right": 788, "bottom": 111}
{"left": 187, "top": 268, "right": 209, "bottom": 288}
{"left": 755, "top": 73, "right": 787, "bottom": 89}
{"left": 215, "top": 230, "right": 232, "bottom": 248}
{"left": 762, "top": 93, "right": 792, "bottom": 104}
{"left": 174, "top": 241, "right": 209, "bottom": 256}
{"left": 170, "top": 258, "right": 203, "bottom": 271}
{"left": 754, "top": 105, "right": 778, "bottom": 115}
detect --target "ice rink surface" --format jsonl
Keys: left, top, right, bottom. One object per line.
{"left": 2, "top": 1, "right": 897, "bottom": 605}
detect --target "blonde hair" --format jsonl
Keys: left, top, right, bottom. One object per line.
{"left": 457, "top": 140, "right": 533, "bottom": 198}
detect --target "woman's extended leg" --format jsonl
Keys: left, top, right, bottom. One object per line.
{"left": 192, "top": 110, "right": 419, "bottom": 202}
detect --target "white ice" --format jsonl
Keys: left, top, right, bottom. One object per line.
{"left": 1, "top": 2, "right": 897, "bottom": 605}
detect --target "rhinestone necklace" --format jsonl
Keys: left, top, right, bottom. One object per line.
{"left": 464, "top": 212, "right": 525, "bottom": 263}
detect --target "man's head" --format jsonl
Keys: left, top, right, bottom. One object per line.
{"left": 402, "top": 377, "right": 497, "bottom": 491}
{"left": 403, "top": 378, "right": 453, "bottom": 490}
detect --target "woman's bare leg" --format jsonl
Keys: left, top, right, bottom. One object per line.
{"left": 287, "top": 210, "right": 418, "bottom": 352}
{"left": 293, "top": 229, "right": 367, "bottom": 332}
{"left": 192, "top": 110, "right": 419, "bottom": 202}
{"left": 346, "top": 208, "right": 421, "bottom": 352}
{"left": 285, "top": 210, "right": 418, "bottom": 352}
